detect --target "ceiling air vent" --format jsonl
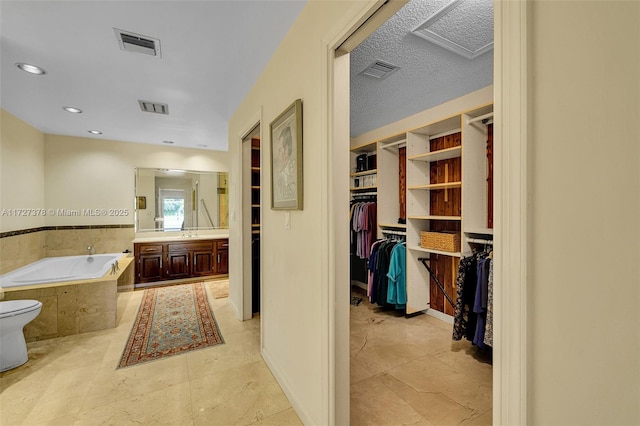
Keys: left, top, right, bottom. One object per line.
{"left": 114, "top": 28, "right": 161, "bottom": 57}
{"left": 138, "top": 100, "right": 169, "bottom": 115}
{"left": 360, "top": 60, "right": 400, "bottom": 80}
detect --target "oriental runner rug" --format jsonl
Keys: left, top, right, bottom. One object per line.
{"left": 118, "top": 282, "right": 224, "bottom": 368}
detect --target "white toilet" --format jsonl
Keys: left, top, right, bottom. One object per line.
{"left": 0, "top": 299, "right": 43, "bottom": 372}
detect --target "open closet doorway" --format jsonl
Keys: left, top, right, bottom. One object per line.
{"left": 242, "top": 124, "right": 261, "bottom": 317}
{"left": 341, "top": 0, "right": 495, "bottom": 423}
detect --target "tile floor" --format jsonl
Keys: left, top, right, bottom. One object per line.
{"left": 1, "top": 282, "right": 492, "bottom": 426}
{"left": 350, "top": 287, "right": 493, "bottom": 426}
{"left": 0, "top": 281, "right": 302, "bottom": 426}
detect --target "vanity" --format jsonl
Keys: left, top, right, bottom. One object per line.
{"left": 133, "top": 236, "right": 228, "bottom": 284}
{"left": 133, "top": 167, "right": 229, "bottom": 286}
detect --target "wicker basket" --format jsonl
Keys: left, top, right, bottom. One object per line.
{"left": 420, "top": 231, "right": 461, "bottom": 252}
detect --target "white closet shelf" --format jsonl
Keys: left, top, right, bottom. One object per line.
{"left": 251, "top": 186, "right": 260, "bottom": 190}
{"left": 464, "top": 228, "right": 494, "bottom": 235}
{"left": 407, "top": 182, "right": 462, "bottom": 190}
{"left": 251, "top": 167, "right": 260, "bottom": 171}
{"left": 408, "top": 215, "right": 461, "bottom": 221}
{"left": 350, "top": 169, "right": 378, "bottom": 177}
{"left": 408, "top": 245, "right": 462, "bottom": 257}
{"left": 379, "top": 223, "right": 407, "bottom": 229}
{"left": 408, "top": 146, "right": 461, "bottom": 162}
{"left": 350, "top": 141, "right": 377, "bottom": 153}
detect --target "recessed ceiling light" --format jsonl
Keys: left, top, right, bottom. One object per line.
{"left": 88, "top": 130, "right": 102, "bottom": 135}
{"left": 16, "top": 62, "right": 47, "bottom": 75}
{"left": 63, "top": 107, "right": 83, "bottom": 113}
{"left": 162, "top": 140, "right": 174, "bottom": 144}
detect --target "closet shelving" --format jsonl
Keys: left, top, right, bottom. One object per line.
{"left": 251, "top": 139, "right": 261, "bottom": 235}
{"left": 351, "top": 102, "right": 494, "bottom": 320}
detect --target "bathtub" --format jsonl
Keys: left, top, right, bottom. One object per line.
{"left": 0, "top": 253, "right": 125, "bottom": 288}
{"left": 1, "top": 253, "right": 134, "bottom": 341}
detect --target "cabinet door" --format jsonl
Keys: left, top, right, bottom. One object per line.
{"left": 135, "top": 243, "right": 164, "bottom": 283}
{"left": 166, "top": 251, "right": 190, "bottom": 279}
{"left": 192, "top": 250, "right": 214, "bottom": 276}
{"left": 215, "top": 240, "right": 229, "bottom": 275}
{"left": 138, "top": 254, "right": 163, "bottom": 283}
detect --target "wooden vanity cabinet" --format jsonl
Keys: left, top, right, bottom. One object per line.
{"left": 134, "top": 239, "right": 228, "bottom": 284}
{"left": 135, "top": 243, "right": 164, "bottom": 283}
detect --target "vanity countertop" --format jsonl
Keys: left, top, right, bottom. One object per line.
{"left": 132, "top": 234, "right": 229, "bottom": 243}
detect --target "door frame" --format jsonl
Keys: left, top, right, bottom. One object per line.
{"left": 325, "top": 0, "right": 530, "bottom": 423}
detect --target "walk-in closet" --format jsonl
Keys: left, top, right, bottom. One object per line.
{"left": 348, "top": 0, "right": 494, "bottom": 423}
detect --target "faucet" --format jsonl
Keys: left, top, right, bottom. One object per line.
{"left": 87, "top": 245, "right": 95, "bottom": 255}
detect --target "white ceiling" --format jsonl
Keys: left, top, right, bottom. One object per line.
{"left": 0, "top": 1, "right": 306, "bottom": 151}
{"left": 0, "top": 0, "right": 492, "bottom": 151}
{"left": 350, "top": 0, "right": 493, "bottom": 137}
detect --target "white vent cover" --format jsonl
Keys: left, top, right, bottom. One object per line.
{"left": 412, "top": 0, "right": 493, "bottom": 60}
{"left": 114, "top": 28, "right": 161, "bottom": 57}
{"left": 138, "top": 100, "right": 169, "bottom": 115}
{"left": 360, "top": 60, "right": 400, "bottom": 79}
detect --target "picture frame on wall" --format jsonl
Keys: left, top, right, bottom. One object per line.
{"left": 137, "top": 196, "right": 146, "bottom": 210}
{"left": 270, "top": 99, "right": 303, "bottom": 210}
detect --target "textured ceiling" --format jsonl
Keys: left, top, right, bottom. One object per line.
{"left": 350, "top": 0, "right": 493, "bottom": 138}
{"left": 0, "top": 1, "right": 306, "bottom": 151}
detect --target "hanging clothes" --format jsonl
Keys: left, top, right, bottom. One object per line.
{"left": 367, "top": 238, "right": 406, "bottom": 309}
{"left": 386, "top": 243, "right": 407, "bottom": 309}
{"left": 350, "top": 201, "right": 377, "bottom": 259}
{"left": 452, "top": 251, "right": 492, "bottom": 349}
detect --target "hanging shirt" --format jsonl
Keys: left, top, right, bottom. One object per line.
{"left": 386, "top": 243, "right": 406, "bottom": 308}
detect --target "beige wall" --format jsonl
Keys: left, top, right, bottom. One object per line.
{"left": 528, "top": 1, "right": 639, "bottom": 424}
{"left": 228, "top": 1, "right": 377, "bottom": 423}
{"left": 0, "top": 110, "right": 46, "bottom": 232}
{"left": 44, "top": 134, "right": 230, "bottom": 227}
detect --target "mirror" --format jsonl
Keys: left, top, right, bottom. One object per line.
{"left": 135, "top": 168, "right": 228, "bottom": 232}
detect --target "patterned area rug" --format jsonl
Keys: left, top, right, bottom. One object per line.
{"left": 118, "top": 282, "right": 224, "bottom": 368}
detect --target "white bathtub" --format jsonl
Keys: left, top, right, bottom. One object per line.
{"left": 0, "top": 253, "right": 125, "bottom": 288}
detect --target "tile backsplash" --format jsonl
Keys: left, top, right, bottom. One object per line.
{"left": 0, "top": 225, "right": 134, "bottom": 275}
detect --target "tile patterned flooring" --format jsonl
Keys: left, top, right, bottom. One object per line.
{"left": 0, "top": 281, "right": 302, "bottom": 426}
{"left": 350, "top": 288, "right": 493, "bottom": 425}
{"left": 1, "top": 282, "right": 492, "bottom": 425}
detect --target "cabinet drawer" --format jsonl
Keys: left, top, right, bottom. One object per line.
{"left": 168, "top": 241, "right": 213, "bottom": 252}
{"left": 137, "top": 244, "right": 163, "bottom": 254}
{"left": 216, "top": 239, "right": 229, "bottom": 249}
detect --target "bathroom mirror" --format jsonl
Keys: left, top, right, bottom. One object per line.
{"left": 134, "top": 168, "right": 228, "bottom": 232}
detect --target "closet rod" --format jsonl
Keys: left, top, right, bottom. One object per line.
{"left": 381, "top": 139, "right": 406, "bottom": 149}
{"left": 381, "top": 229, "right": 406, "bottom": 236}
{"left": 351, "top": 191, "right": 377, "bottom": 197}
{"left": 467, "top": 112, "right": 494, "bottom": 125}
{"left": 418, "top": 258, "right": 455, "bottom": 308}
{"left": 467, "top": 238, "right": 494, "bottom": 245}
{"left": 429, "top": 128, "right": 461, "bottom": 141}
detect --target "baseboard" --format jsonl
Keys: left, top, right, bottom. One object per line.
{"left": 426, "top": 308, "right": 454, "bottom": 324}
{"left": 261, "top": 347, "right": 314, "bottom": 425}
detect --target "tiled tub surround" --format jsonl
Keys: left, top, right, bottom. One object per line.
{"left": 0, "top": 225, "right": 134, "bottom": 274}
{"left": 1, "top": 256, "right": 134, "bottom": 342}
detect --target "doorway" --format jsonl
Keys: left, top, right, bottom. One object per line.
{"left": 338, "top": 0, "right": 495, "bottom": 423}
{"left": 242, "top": 124, "right": 262, "bottom": 316}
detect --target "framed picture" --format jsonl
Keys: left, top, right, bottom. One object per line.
{"left": 137, "top": 196, "right": 146, "bottom": 210}
{"left": 270, "top": 99, "right": 303, "bottom": 210}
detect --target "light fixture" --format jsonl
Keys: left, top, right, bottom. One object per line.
{"left": 63, "top": 107, "right": 82, "bottom": 114}
{"left": 162, "top": 140, "right": 174, "bottom": 144}
{"left": 16, "top": 62, "right": 47, "bottom": 75}
{"left": 88, "top": 130, "right": 102, "bottom": 135}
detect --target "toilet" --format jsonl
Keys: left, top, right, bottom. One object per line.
{"left": 0, "top": 300, "right": 43, "bottom": 372}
